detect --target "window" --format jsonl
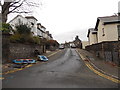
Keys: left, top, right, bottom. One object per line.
{"left": 117, "top": 25, "right": 120, "bottom": 40}
{"left": 18, "top": 19, "right": 21, "bottom": 24}
{"left": 31, "top": 22, "right": 34, "bottom": 26}
{"left": 102, "top": 28, "right": 105, "bottom": 36}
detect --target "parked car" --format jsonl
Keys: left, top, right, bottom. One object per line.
{"left": 59, "top": 45, "right": 64, "bottom": 49}
{"left": 70, "top": 43, "right": 76, "bottom": 48}
{"left": 37, "top": 55, "right": 48, "bottom": 61}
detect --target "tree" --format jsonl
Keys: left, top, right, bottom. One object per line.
{"left": 46, "top": 40, "right": 59, "bottom": 49}
{"left": 1, "top": 23, "right": 13, "bottom": 33}
{"left": 2, "top": 0, "right": 40, "bottom": 23}
{"left": 15, "top": 24, "right": 31, "bottom": 34}
{"left": 10, "top": 24, "right": 33, "bottom": 43}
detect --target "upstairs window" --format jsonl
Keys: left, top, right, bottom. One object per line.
{"left": 18, "top": 19, "right": 21, "bottom": 24}
{"left": 31, "top": 22, "right": 34, "bottom": 26}
{"left": 117, "top": 25, "right": 120, "bottom": 40}
{"left": 102, "top": 28, "right": 105, "bottom": 36}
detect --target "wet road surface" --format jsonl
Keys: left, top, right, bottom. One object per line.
{"left": 2, "top": 48, "right": 118, "bottom": 88}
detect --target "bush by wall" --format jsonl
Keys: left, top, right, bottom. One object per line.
{"left": 9, "top": 24, "right": 41, "bottom": 45}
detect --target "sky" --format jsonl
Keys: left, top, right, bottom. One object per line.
{"left": 7, "top": 0, "right": 120, "bottom": 43}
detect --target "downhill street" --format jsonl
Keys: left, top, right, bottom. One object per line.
{"left": 2, "top": 48, "right": 118, "bottom": 88}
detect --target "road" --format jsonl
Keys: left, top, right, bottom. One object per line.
{"left": 2, "top": 48, "right": 118, "bottom": 88}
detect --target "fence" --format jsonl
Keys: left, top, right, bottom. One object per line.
{"left": 85, "top": 41, "right": 120, "bottom": 65}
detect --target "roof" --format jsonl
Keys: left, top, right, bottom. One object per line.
{"left": 95, "top": 15, "right": 120, "bottom": 30}
{"left": 37, "top": 23, "right": 46, "bottom": 29}
{"left": 8, "top": 15, "right": 25, "bottom": 23}
{"left": 37, "top": 23, "right": 41, "bottom": 25}
{"left": 41, "top": 25, "right": 46, "bottom": 29}
{"left": 98, "top": 15, "right": 119, "bottom": 22}
{"left": 87, "top": 28, "right": 97, "bottom": 37}
{"left": 8, "top": 15, "right": 38, "bottom": 24}
{"left": 37, "top": 27, "right": 45, "bottom": 33}
{"left": 25, "top": 16, "right": 38, "bottom": 21}
{"left": 49, "top": 34, "right": 53, "bottom": 38}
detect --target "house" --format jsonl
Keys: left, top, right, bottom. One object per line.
{"left": 9, "top": 15, "right": 54, "bottom": 41}
{"left": 82, "top": 41, "right": 89, "bottom": 49}
{"left": 8, "top": 15, "right": 29, "bottom": 30}
{"left": 87, "top": 28, "right": 98, "bottom": 45}
{"left": 37, "top": 23, "right": 53, "bottom": 40}
{"left": 86, "top": 15, "right": 120, "bottom": 65}
{"left": 45, "top": 31, "right": 53, "bottom": 40}
{"left": 25, "top": 16, "right": 38, "bottom": 36}
{"left": 73, "top": 35, "right": 82, "bottom": 48}
{"left": 8, "top": 15, "right": 38, "bottom": 36}
{"left": 37, "top": 23, "right": 46, "bottom": 38}
{"left": 95, "top": 15, "right": 120, "bottom": 43}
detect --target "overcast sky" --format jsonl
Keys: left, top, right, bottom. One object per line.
{"left": 8, "top": 0, "right": 120, "bottom": 43}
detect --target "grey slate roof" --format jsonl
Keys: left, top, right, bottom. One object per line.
{"left": 25, "top": 16, "right": 38, "bottom": 21}
{"left": 87, "top": 28, "right": 97, "bottom": 37}
{"left": 98, "top": 16, "right": 120, "bottom": 22}
{"left": 95, "top": 15, "right": 120, "bottom": 30}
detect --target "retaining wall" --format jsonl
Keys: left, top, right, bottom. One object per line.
{"left": 85, "top": 41, "right": 120, "bottom": 65}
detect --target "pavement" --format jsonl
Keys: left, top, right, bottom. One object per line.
{"left": 2, "top": 49, "right": 60, "bottom": 73}
{"left": 76, "top": 49, "right": 119, "bottom": 79}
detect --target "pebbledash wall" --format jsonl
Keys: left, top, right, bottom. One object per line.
{"left": 85, "top": 41, "right": 120, "bottom": 66}
{"left": 2, "top": 34, "right": 45, "bottom": 63}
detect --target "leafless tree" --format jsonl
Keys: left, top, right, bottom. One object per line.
{"left": 2, "top": 0, "right": 40, "bottom": 23}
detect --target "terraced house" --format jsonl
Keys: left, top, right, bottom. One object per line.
{"left": 8, "top": 15, "right": 38, "bottom": 36}
{"left": 87, "top": 28, "right": 97, "bottom": 45}
{"left": 87, "top": 15, "right": 120, "bottom": 45}
{"left": 95, "top": 15, "right": 120, "bottom": 43}
{"left": 86, "top": 14, "right": 120, "bottom": 65}
{"left": 8, "top": 15, "right": 53, "bottom": 40}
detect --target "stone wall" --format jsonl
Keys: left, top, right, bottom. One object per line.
{"left": 2, "top": 34, "right": 11, "bottom": 63}
{"left": 85, "top": 41, "right": 120, "bottom": 65}
{"left": 2, "top": 34, "right": 45, "bottom": 63}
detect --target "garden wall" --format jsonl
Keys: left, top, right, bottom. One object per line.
{"left": 85, "top": 41, "right": 120, "bottom": 65}
{"left": 2, "top": 34, "right": 45, "bottom": 63}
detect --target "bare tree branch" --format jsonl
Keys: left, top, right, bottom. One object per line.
{"left": 9, "top": 0, "right": 22, "bottom": 7}
{"left": 2, "top": 0, "right": 41, "bottom": 23}
{"left": 2, "top": 2, "right": 11, "bottom": 14}
{"left": 8, "top": 0, "right": 25, "bottom": 14}
{"left": 11, "top": 11, "right": 32, "bottom": 13}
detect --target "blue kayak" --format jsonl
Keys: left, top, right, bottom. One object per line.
{"left": 13, "top": 59, "right": 36, "bottom": 64}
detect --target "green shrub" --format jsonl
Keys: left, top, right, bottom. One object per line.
{"left": 10, "top": 33, "right": 35, "bottom": 43}
{"left": 10, "top": 24, "right": 41, "bottom": 44}
{"left": 0, "top": 23, "right": 13, "bottom": 33}
{"left": 10, "top": 34, "right": 23, "bottom": 43}
{"left": 33, "top": 36, "right": 40, "bottom": 44}
{"left": 15, "top": 24, "right": 31, "bottom": 34}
